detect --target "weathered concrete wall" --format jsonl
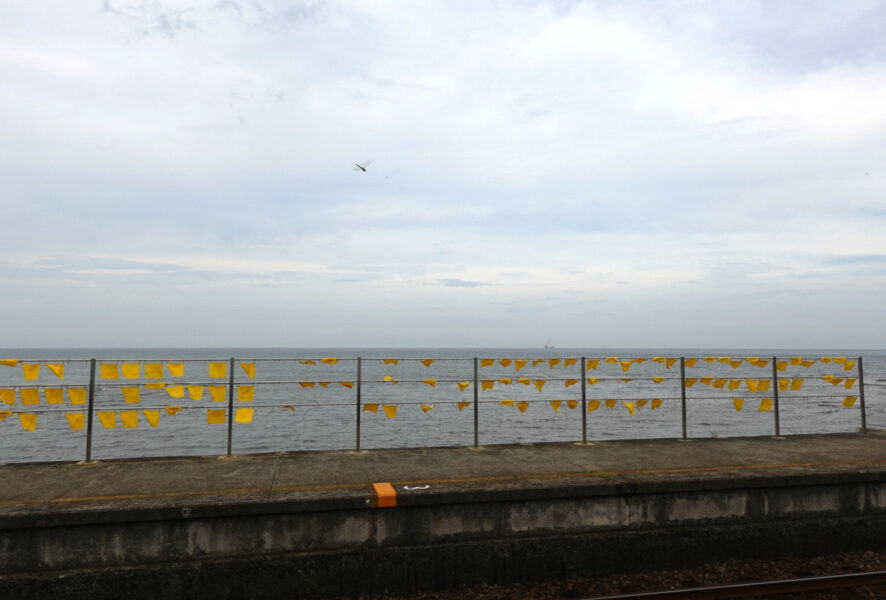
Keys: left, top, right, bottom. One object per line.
{"left": 3, "top": 472, "right": 886, "bottom": 599}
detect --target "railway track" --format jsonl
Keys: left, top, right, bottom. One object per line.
{"left": 586, "top": 569, "right": 886, "bottom": 599}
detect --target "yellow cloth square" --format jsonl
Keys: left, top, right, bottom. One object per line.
{"left": 100, "top": 363, "right": 118, "bottom": 380}
{"left": 383, "top": 404, "right": 398, "bottom": 418}
{"left": 142, "top": 410, "right": 160, "bottom": 427}
{"left": 605, "top": 357, "right": 618, "bottom": 363}
{"left": 728, "top": 379, "right": 741, "bottom": 390}
{"left": 564, "top": 379, "right": 578, "bottom": 387}
{"left": 188, "top": 385, "right": 204, "bottom": 400}
{"left": 586, "top": 359, "right": 600, "bottom": 369}
{"left": 209, "top": 386, "right": 226, "bottom": 402}
{"left": 166, "top": 385, "right": 185, "bottom": 399}
{"left": 363, "top": 404, "right": 379, "bottom": 413}
{"left": 619, "top": 360, "right": 633, "bottom": 372}
{"left": 457, "top": 402, "right": 470, "bottom": 411}
{"left": 121, "top": 363, "right": 141, "bottom": 379}
{"left": 22, "top": 364, "right": 40, "bottom": 381}
{"left": 759, "top": 398, "right": 772, "bottom": 411}
{"left": 480, "top": 359, "right": 494, "bottom": 367}
{"left": 564, "top": 358, "right": 577, "bottom": 368}
{"left": 239, "top": 362, "right": 255, "bottom": 378}
{"left": 237, "top": 386, "right": 254, "bottom": 402}
{"left": 800, "top": 359, "right": 815, "bottom": 367}
{"left": 605, "top": 399, "right": 617, "bottom": 409}
{"left": 666, "top": 358, "right": 678, "bottom": 369}
{"left": 19, "top": 413, "right": 37, "bottom": 431}
{"left": 684, "top": 358, "right": 697, "bottom": 367}
{"left": 790, "top": 379, "right": 803, "bottom": 390}
{"left": 21, "top": 388, "right": 40, "bottom": 406}
{"left": 46, "top": 363, "right": 64, "bottom": 379}
{"left": 235, "top": 408, "right": 254, "bottom": 423}
{"left": 758, "top": 380, "right": 771, "bottom": 392}
{"left": 67, "top": 388, "right": 86, "bottom": 405}
{"left": 776, "top": 361, "right": 788, "bottom": 371}
{"left": 834, "top": 357, "right": 846, "bottom": 364}
{"left": 733, "top": 398, "right": 744, "bottom": 411}
{"left": 844, "top": 378, "right": 857, "bottom": 389}
{"left": 45, "top": 388, "right": 64, "bottom": 404}
{"left": 843, "top": 396, "right": 857, "bottom": 408}
{"left": 516, "top": 401, "right": 529, "bottom": 413}
{"left": 207, "top": 409, "right": 226, "bottom": 424}
{"left": 481, "top": 380, "right": 494, "bottom": 391}
{"left": 791, "top": 357, "right": 802, "bottom": 365}
{"left": 754, "top": 360, "right": 770, "bottom": 368}
{"left": 499, "top": 359, "right": 511, "bottom": 367}
{"left": 779, "top": 380, "right": 789, "bottom": 391}
{"left": 745, "top": 379, "right": 759, "bottom": 393}
{"left": 98, "top": 412, "right": 117, "bottom": 428}
{"left": 533, "top": 380, "right": 545, "bottom": 392}
{"left": 685, "top": 378, "right": 697, "bottom": 387}
{"left": 651, "top": 399, "right": 662, "bottom": 410}
{"left": 843, "top": 360, "right": 856, "bottom": 371}
{"left": 209, "top": 362, "right": 227, "bottom": 378}
{"left": 144, "top": 363, "right": 163, "bottom": 379}
{"left": 712, "top": 379, "right": 726, "bottom": 389}
{"left": 549, "top": 359, "right": 561, "bottom": 368}
{"left": 120, "top": 411, "right": 139, "bottom": 428}
{"left": 66, "top": 413, "right": 84, "bottom": 430}
{"left": 588, "top": 400, "right": 601, "bottom": 412}
{"left": 0, "top": 389, "right": 15, "bottom": 405}
{"left": 166, "top": 362, "right": 184, "bottom": 377}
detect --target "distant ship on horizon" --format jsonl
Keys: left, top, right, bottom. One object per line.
{"left": 543, "top": 339, "right": 555, "bottom": 349}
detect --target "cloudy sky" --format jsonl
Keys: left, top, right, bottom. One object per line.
{"left": 2, "top": 0, "right": 886, "bottom": 348}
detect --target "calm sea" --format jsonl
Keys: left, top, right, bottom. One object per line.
{"left": 1, "top": 347, "right": 885, "bottom": 464}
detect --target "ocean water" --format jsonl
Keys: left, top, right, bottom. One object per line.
{"left": 1, "top": 347, "right": 885, "bottom": 464}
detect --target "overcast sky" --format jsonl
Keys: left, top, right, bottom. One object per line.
{"left": 2, "top": 0, "right": 886, "bottom": 348}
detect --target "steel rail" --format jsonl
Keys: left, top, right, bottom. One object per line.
{"left": 585, "top": 569, "right": 886, "bottom": 599}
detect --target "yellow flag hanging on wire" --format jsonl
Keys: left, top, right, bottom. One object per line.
{"left": 457, "top": 382, "right": 470, "bottom": 391}
{"left": 300, "top": 360, "right": 316, "bottom": 365}
{"left": 166, "top": 362, "right": 184, "bottom": 377}
{"left": 66, "top": 413, "right": 84, "bottom": 430}
{"left": 518, "top": 377, "right": 531, "bottom": 385}
{"left": 22, "top": 364, "right": 40, "bottom": 381}
{"left": 564, "top": 358, "right": 577, "bottom": 368}
{"left": 0, "top": 389, "right": 14, "bottom": 405}
{"left": 363, "top": 404, "right": 379, "bottom": 413}
{"left": 164, "top": 407, "right": 182, "bottom": 415}
{"left": 532, "top": 359, "right": 545, "bottom": 366}
{"left": 516, "top": 401, "right": 529, "bottom": 413}
{"left": 776, "top": 360, "right": 788, "bottom": 371}
{"left": 207, "top": 409, "right": 225, "bottom": 424}
{"left": 499, "top": 399, "right": 514, "bottom": 407}
{"left": 843, "top": 396, "right": 857, "bottom": 407}
{"left": 514, "top": 360, "right": 527, "bottom": 371}
{"left": 21, "top": 388, "right": 39, "bottom": 406}
{"left": 142, "top": 410, "right": 160, "bottom": 427}
{"left": 588, "top": 400, "right": 601, "bottom": 412}
{"left": 420, "top": 359, "right": 433, "bottom": 367}
{"left": 421, "top": 405, "right": 435, "bottom": 413}
{"left": 712, "top": 379, "right": 726, "bottom": 389}
{"left": 0, "top": 359, "right": 19, "bottom": 367}
{"left": 550, "top": 400, "right": 562, "bottom": 412}
{"left": 619, "top": 360, "right": 634, "bottom": 372}
{"left": 605, "top": 357, "right": 618, "bottom": 363}
{"left": 166, "top": 385, "right": 185, "bottom": 399}
{"left": 237, "top": 386, "right": 254, "bottom": 402}
{"left": 844, "top": 378, "right": 857, "bottom": 389}
{"left": 587, "top": 377, "right": 599, "bottom": 385}
{"left": 339, "top": 382, "right": 354, "bottom": 389}
{"left": 622, "top": 401, "right": 635, "bottom": 415}
{"left": 565, "top": 379, "right": 578, "bottom": 387}
{"left": 499, "top": 359, "right": 511, "bottom": 367}
{"left": 300, "top": 382, "right": 315, "bottom": 388}
{"left": 457, "top": 401, "right": 470, "bottom": 411}
{"left": 727, "top": 379, "right": 741, "bottom": 390}
{"left": 605, "top": 399, "right": 617, "bottom": 409}
{"left": 549, "top": 359, "right": 561, "bottom": 368}
{"left": 19, "top": 413, "right": 37, "bottom": 431}
{"left": 120, "top": 411, "right": 139, "bottom": 428}
{"left": 567, "top": 400, "right": 579, "bottom": 409}
{"left": 533, "top": 380, "right": 545, "bottom": 392}
{"left": 100, "top": 364, "right": 119, "bottom": 379}
{"left": 790, "top": 379, "right": 803, "bottom": 390}
{"left": 779, "top": 380, "right": 789, "bottom": 392}
{"left": 235, "top": 408, "right": 254, "bottom": 423}
{"left": 480, "top": 359, "right": 494, "bottom": 367}
{"left": 45, "top": 388, "right": 64, "bottom": 404}
{"left": 423, "top": 379, "right": 437, "bottom": 387}
{"left": 188, "top": 385, "right": 204, "bottom": 400}
{"left": 666, "top": 358, "right": 678, "bottom": 368}
{"left": 759, "top": 398, "right": 773, "bottom": 411}
{"left": 685, "top": 378, "right": 697, "bottom": 387}
{"left": 322, "top": 358, "right": 339, "bottom": 365}
{"left": 843, "top": 360, "right": 856, "bottom": 371}
{"left": 121, "top": 363, "right": 140, "bottom": 379}
{"left": 239, "top": 362, "right": 255, "bottom": 378}
{"left": 46, "top": 363, "right": 64, "bottom": 379}
{"left": 652, "top": 377, "right": 664, "bottom": 384}
{"left": 209, "top": 386, "right": 226, "bottom": 402}
{"left": 481, "top": 380, "right": 494, "bottom": 391}
{"left": 637, "top": 399, "right": 648, "bottom": 408}
{"left": 745, "top": 379, "right": 759, "bottom": 393}
{"left": 122, "top": 387, "right": 140, "bottom": 404}
{"left": 733, "top": 398, "right": 744, "bottom": 411}
{"left": 587, "top": 359, "right": 600, "bottom": 369}
{"left": 651, "top": 399, "right": 662, "bottom": 410}
{"left": 209, "top": 362, "right": 227, "bottom": 378}
{"left": 98, "top": 412, "right": 117, "bottom": 428}
{"left": 383, "top": 405, "right": 397, "bottom": 418}
{"left": 145, "top": 363, "right": 163, "bottom": 379}
{"left": 499, "top": 378, "right": 512, "bottom": 385}
{"left": 383, "top": 359, "right": 398, "bottom": 365}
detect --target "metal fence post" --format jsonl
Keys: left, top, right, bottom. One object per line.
{"left": 772, "top": 356, "right": 782, "bottom": 438}
{"left": 680, "top": 357, "right": 688, "bottom": 440}
{"left": 473, "top": 357, "right": 479, "bottom": 448}
{"left": 858, "top": 356, "right": 867, "bottom": 434}
{"left": 226, "top": 357, "right": 235, "bottom": 457}
{"left": 580, "top": 357, "right": 587, "bottom": 444}
{"left": 356, "top": 357, "right": 362, "bottom": 450}
{"left": 85, "top": 358, "right": 96, "bottom": 462}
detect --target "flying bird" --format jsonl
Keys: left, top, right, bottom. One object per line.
{"left": 353, "top": 160, "right": 373, "bottom": 172}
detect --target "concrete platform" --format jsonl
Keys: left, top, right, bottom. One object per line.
{"left": 4, "top": 431, "right": 886, "bottom": 599}
{"left": 3, "top": 431, "right": 886, "bottom": 522}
